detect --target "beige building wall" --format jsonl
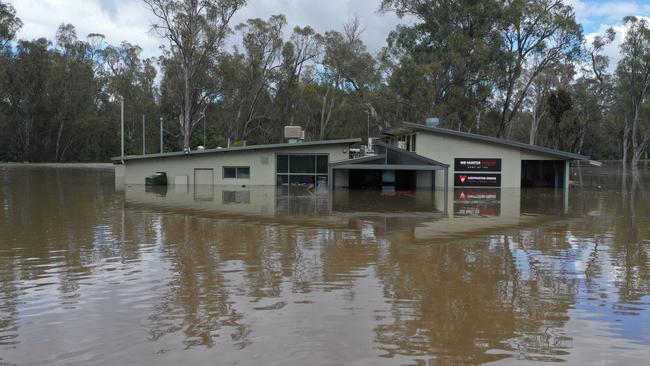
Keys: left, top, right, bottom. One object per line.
{"left": 120, "top": 144, "right": 350, "bottom": 186}
{"left": 414, "top": 132, "right": 568, "bottom": 188}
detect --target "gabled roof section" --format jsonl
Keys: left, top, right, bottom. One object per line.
{"left": 383, "top": 122, "right": 590, "bottom": 161}
{"left": 112, "top": 138, "right": 361, "bottom": 162}
{"left": 330, "top": 141, "right": 449, "bottom": 170}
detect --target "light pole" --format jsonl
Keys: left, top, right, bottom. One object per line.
{"left": 202, "top": 111, "right": 206, "bottom": 148}
{"left": 142, "top": 114, "right": 146, "bottom": 155}
{"left": 120, "top": 98, "right": 125, "bottom": 157}
{"left": 365, "top": 109, "right": 370, "bottom": 141}
{"left": 159, "top": 117, "right": 163, "bottom": 154}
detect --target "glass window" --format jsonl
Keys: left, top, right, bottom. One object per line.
{"left": 276, "top": 155, "right": 288, "bottom": 173}
{"left": 317, "top": 176, "right": 328, "bottom": 188}
{"left": 237, "top": 167, "right": 250, "bottom": 179}
{"left": 290, "top": 175, "right": 315, "bottom": 186}
{"left": 223, "top": 167, "right": 236, "bottom": 179}
{"left": 275, "top": 154, "right": 329, "bottom": 187}
{"left": 290, "top": 155, "right": 315, "bottom": 173}
{"left": 277, "top": 175, "right": 289, "bottom": 186}
{"left": 223, "top": 167, "right": 250, "bottom": 179}
{"left": 316, "top": 155, "right": 328, "bottom": 173}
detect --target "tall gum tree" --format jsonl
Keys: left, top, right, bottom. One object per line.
{"left": 143, "top": 0, "right": 246, "bottom": 150}
{"left": 616, "top": 16, "right": 650, "bottom": 169}
{"left": 496, "top": 0, "right": 582, "bottom": 137}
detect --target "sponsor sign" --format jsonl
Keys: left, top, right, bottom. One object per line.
{"left": 454, "top": 203, "right": 501, "bottom": 217}
{"left": 454, "top": 173, "right": 501, "bottom": 187}
{"left": 455, "top": 158, "right": 502, "bottom": 172}
{"left": 454, "top": 189, "right": 501, "bottom": 201}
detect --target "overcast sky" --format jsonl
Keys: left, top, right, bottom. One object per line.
{"left": 9, "top": 0, "right": 650, "bottom": 68}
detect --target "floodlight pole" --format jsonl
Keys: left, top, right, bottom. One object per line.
{"left": 120, "top": 98, "right": 125, "bottom": 157}
{"left": 142, "top": 114, "right": 146, "bottom": 155}
{"left": 159, "top": 117, "right": 163, "bottom": 154}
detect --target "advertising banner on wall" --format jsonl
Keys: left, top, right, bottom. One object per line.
{"left": 455, "top": 158, "right": 502, "bottom": 172}
{"left": 454, "top": 173, "right": 501, "bottom": 187}
{"left": 454, "top": 189, "right": 501, "bottom": 201}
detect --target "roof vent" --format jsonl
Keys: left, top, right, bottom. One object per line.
{"left": 426, "top": 117, "right": 439, "bottom": 127}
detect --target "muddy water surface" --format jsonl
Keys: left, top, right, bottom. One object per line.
{"left": 0, "top": 163, "right": 649, "bottom": 365}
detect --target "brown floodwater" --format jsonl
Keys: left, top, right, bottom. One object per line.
{"left": 0, "top": 163, "right": 649, "bottom": 365}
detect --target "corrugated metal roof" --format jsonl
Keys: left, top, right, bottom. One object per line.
{"left": 329, "top": 140, "right": 449, "bottom": 169}
{"left": 112, "top": 138, "right": 361, "bottom": 162}
{"left": 383, "top": 122, "right": 590, "bottom": 161}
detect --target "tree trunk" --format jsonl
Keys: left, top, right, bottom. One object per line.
{"left": 182, "top": 64, "right": 192, "bottom": 150}
{"left": 623, "top": 117, "right": 631, "bottom": 167}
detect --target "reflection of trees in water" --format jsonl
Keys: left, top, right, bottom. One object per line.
{"left": 0, "top": 167, "right": 122, "bottom": 348}
{"left": 0, "top": 256, "right": 20, "bottom": 348}
{"left": 145, "top": 215, "right": 245, "bottom": 349}
{"left": 612, "top": 172, "right": 650, "bottom": 305}
{"left": 373, "top": 232, "right": 580, "bottom": 363}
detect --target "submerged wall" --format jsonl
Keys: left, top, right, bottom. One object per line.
{"left": 414, "top": 132, "right": 567, "bottom": 189}
{"left": 119, "top": 144, "right": 350, "bottom": 186}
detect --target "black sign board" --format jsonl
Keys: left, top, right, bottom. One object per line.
{"left": 455, "top": 158, "right": 502, "bottom": 172}
{"left": 454, "top": 173, "right": 501, "bottom": 187}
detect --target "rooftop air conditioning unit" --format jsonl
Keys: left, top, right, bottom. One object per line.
{"left": 426, "top": 117, "right": 440, "bottom": 127}
{"left": 284, "top": 126, "right": 303, "bottom": 139}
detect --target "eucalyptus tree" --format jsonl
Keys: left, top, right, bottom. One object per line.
{"left": 4, "top": 38, "right": 53, "bottom": 160}
{"left": 380, "top": 0, "right": 502, "bottom": 131}
{"left": 0, "top": 0, "right": 21, "bottom": 160}
{"left": 616, "top": 16, "right": 650, "bottom": 169}
{"left": 277, "top": 25, "right": 322, "bottom": 126}
{"left": 496, "top": 0, "right": 582, "bottom": 137}
{"left": 229, "top": 14, "right": 286, "bottom": 141}
{"left": 567, "top": 28, "right": 615, "bottom": 155}
{"left": 315, "top": 18, "right": 376, "bottom": 140}
{"left": 49, "top": 24, "right": 98, "bottom": 161}
{"left": 143, "top": 0, "right": 246, "bottom": 150}
{"left": 0, "top": 0, "right": 21, "bottom": 49}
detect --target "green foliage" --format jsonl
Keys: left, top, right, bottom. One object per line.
{"left": 1, "top": 0, "right": 649, "bottom": 164}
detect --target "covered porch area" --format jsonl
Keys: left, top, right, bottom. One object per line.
{"left": 329, "top": 142, "right": 449, "bottom": 192}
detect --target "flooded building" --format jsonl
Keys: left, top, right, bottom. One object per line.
{"left": 380, "top": 121, "right": 592, "bottom": 189}
{"left": 113, "top": 122, "right": 592, "bottom": 191}
{"left": 113, "top": 138, "right": 359, "bottom": 188}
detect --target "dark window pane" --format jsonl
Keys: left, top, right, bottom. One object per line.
{"left": 237, "top": 167, "right": 250, "bottom": 179}
{"left": 276, "top": 175, "right": 289, "bottom": 186}
{"left": 290, "top": 175, "right": 315, "bottom": 186}
{"left": 223, "top": 167, "right": 236, "bottom": 178}
{"left": 276, "top": 155, "right": 288, "bottom": 173}
{"left": 316, "top": 155, "right": 329, "bottom": 173}
{"left": 289, "top": 155, "right": 315, "bottom": 173}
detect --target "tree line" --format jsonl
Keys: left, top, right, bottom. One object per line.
{"left": 1, "top": 0, "right": 649, "bottom": 168}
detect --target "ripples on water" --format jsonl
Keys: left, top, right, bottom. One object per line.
{"left": 0, "top": 163, "right": 649, "bottom": 365}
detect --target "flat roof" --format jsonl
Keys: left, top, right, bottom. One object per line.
{"left": 112, "top": 138, "right": 361, "bottom": 162}
{"left": 383, "top": 122, "right": 591, "bottom": 161}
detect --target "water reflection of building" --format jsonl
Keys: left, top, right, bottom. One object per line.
{"left": 122, "top": 182, "right": 571, "bottom": 243}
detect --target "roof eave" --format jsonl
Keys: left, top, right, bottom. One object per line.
{"left": 400, "top": 122, "right": 591, "bottom": 161}
{"left": 111, "top": 138, "right": 361, "bottom": 162}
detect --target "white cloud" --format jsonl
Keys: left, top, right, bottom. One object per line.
{"left": 10, "top": 0, "right": 403, "bottom": 59}
{"left": 9, "top": 0, "right": 648, "bottom": 75}
{"left": 584, "top": 16, "right": 650, "bottom": 72}
{"left": 569, "top": 0, "right": 650, "bottom": 25}
{"left": 12, "top": 0, "right": 160, "bottom": 57}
